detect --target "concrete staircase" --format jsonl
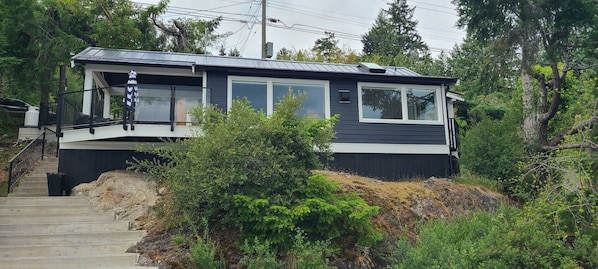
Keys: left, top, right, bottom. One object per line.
{"left": 0, "top": 157, "right": 158, "bottom": 269}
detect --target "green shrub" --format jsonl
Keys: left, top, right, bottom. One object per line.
{"left": 391, "top": 203, "right": 597, "bottom": 268}
{"left": 171, "top": 218, "right": 223, "bottom": 269}
{"left": 233, "top": 174, "right": 381, "bottom": 247}
{"left": 132, "top": 92, "right": 380, "bottom": 251}
{"left": 289, "top": 229, "right": 333, "bottom": 269}
{"left": 240, "top": 238, "right": 282, "bottom": 269}
{"left": 460, "top": 116, "right": 524, "bottom": 182}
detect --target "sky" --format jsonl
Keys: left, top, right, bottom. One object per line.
{"left": 137, "top": 0, "right": 467, "bottom": 59}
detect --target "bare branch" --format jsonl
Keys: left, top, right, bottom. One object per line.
{"left": 548, "top": 116, "right": 598, "bottom": 146}
{"left": 543, "top": 140, "right": 598, "bottom": 152}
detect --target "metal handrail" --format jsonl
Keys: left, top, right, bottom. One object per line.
{"left": 7, "top": 128, "right": 58, "bottom": 194}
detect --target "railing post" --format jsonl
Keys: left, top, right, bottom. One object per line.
{"left": 170, "top": 86, "right": 175, "bottom": 132}
{"left": 89, "top": 89, "right": 95, "bottom": 134}
{"left": 56, "top": 92, "right": 64, "bottom": 138}
{"left": 7, "top": 161, "right": 13, "bottom": 194}
{"left": 41, "top": 130, "right": 46, "bottom": 160}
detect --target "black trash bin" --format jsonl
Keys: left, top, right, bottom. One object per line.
{"left": 46, "top": 172, "right": 65, "bottom": 196}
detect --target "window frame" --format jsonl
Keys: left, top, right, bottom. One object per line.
{"left": 227, "top": 75, "right": 331, "bottom": 118}
{"left": 358, "top": 82, "right": 443, "bottom": 125}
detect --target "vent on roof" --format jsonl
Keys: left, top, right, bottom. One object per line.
{"left": 358, "top": 62, "right": 386, "bottom": 73}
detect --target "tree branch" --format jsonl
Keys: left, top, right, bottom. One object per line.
{"left": 543, "top": 140, "right": 598, "bottom": 152}
{"left": 548, "top": 116, "right": 598, "bottom": 146}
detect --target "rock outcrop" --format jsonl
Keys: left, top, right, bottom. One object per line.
{"left": 72, "top": 170, "right": 160, "bottom": 230}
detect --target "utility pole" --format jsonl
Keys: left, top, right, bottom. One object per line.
{"left": 261, "top": 0, "right": 266, "bottom": 59}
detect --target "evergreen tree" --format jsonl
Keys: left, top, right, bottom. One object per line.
{"left": 361, "top": 0, "right": 428, "bottom": 57}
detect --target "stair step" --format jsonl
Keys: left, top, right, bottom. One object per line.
{"left": 7, "top": 192, "right": 49, "bottom": 197}
{"left": 9, "top": 186, "right": 48, "bottom": 194}
{"left": 0, "top": 221, "right": 130, "bottom": 234}
{"left": 0, "top": 253, "right": 140, "bottom": 269}
{"left": 13, "top": 181, "right": 47, "bottom": 188}
{"left": 0, "top": 197, "right": 90, "bottom": 206}
{"left": 0, "top": 205, "right": 97, "bottom": 215}
{"left": 0, "top": 242, "right": 135, "bottom": 258}
{"left": 0, "top": 231, "right": 146, "bottom": 245}
{"left": 0, "top": 213, "right": 115, "bottom": 224}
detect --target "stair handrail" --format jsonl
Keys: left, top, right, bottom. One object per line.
{"left": 7, "top": 127, "right": 58, "bottom": 194}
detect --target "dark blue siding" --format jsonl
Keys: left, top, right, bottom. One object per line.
{"left": 205, "top": 70, "right": 447, "bottom": 145}
{"left": 325, "top": 153, "right": 453, "bottom": 180}
{"left": 206, "top": 70, "right": 228, "bottom": 110}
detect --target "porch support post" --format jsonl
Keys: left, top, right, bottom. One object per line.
{"left": 82, "top": 68, "right": 93, "bottom": 115}
{"left": 102, "top": 89, "right": 111, "bottom": 118}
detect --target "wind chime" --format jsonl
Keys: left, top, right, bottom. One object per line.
{"left": 123, "top": 69, "right": 138, "bottom": 131}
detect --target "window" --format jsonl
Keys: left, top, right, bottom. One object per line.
{"left": 231, "top": 81, "right": 267, "bottom": 112}
{"left": 358, "top": 83, "right": 441, "bottom": 124}
{"left": 361, "top": 87, "right": 402, "bottom": 120}
{"left": 135, "top": 85, "right": 202, "bottom": 122}
{"left": 228, "top": 76, "right": 330, "bottom": 118}
{"left": 407, "top": 89, "right": 438, "bottom": 121}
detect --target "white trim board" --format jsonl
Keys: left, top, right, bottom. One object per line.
{"left": 331, "top": 143, "right": 450, "bottom": 155}
{"left": 60, "top": 124, "right": 201, "bottom": 143}
{"left": 61, "top": 141, "right": 450, "bottom": 155}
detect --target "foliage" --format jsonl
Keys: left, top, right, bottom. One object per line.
{"left": 172, "top": 217, "right": 224, "bottom": 269}
{"left": 288, "top": 229, "right": 334, "bottom": 269}
{"left": 240, "top": 238, "right": 282, "bottom": 269}
{"left": 451, "top": 171, "right": 501, "bottom": 192}
{"left": 448, "top": 36, "right": 519, "bottom": 100}
{"left": 147, "top": 0, "right": 230, "bottom": 54}
{"left": 132, "top": 93, "right": 380, "bottom": 251}
{"left": 240, "top": 229, "right": 334, "bottom": 269}
{"left": 391, "top": 205, "right": 596, "bottom": 268}
{"left": 361, "top": 0, "right": 427, "bottom": 57}
{"left": 460, "top": 114, "right": 525, "bottom": 182}
{"left": 0, "top": 108, "right": 18, "bottom": 134}
{"left": 453, "top": 0, "right": 598, "bottom": 148}
{"left": 312, "top": 32, "right": 341, "bottom": 62}
{"left": 233, "top": 174, "right": 381, "bottom": 247}
{"left": 276, "top": 44, "right": 359, "bottom": 64}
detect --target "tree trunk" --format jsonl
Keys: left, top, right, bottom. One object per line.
{"left": 522, "top": 68, "right": 540, "bottom": 149}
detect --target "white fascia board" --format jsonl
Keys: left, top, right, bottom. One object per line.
{"left": 331, "top": 143, "right": 450, "bottom": 155}
{"left": 85, "top": 64, "right": 202, "bottom": 77}
{"left": 60, "top": 124, "right": 201, "bottom": 143}
{"left": 446, "top": 92, "right": 464, "bottom": 102}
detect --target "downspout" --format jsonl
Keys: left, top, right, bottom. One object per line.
{"left": 443, "top": 83, "right": 454, "bottom": 176}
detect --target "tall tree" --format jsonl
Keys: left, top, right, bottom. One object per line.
{"left": 312, "top": 31, "right": 340, "bottom": 62}
{"left": 454, "top": 0, "right": 598, "bottom": 151}
{"left": 147, "top": 0, "right": 229, "bottom": 54}
{"left": 361, "top": 0, "right": 428, "bottom": 58}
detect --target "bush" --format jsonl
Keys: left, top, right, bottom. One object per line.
{"left": 171, "top": 217, "right": 223, "bottom": 269}
{"left": 391, "top": 202, "right": 597, "bottom": 268}
{"left": 233, "top": 174, "right": 381, "bottom": 247}
{"left": 133, "top": 92, "right": 380, "bottom": 251}
{"left": 240, "top": 238, "right": 281, "bottom": 269}
{"left": 460, "top": 116, "right": 524, "bottom": 181}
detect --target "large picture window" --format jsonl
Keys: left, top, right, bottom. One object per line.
{"left": 358, "top": 83, "right": 441, "bottom": 124}
{"left": 228, "top": 76, "right": 330, "bottom": 118}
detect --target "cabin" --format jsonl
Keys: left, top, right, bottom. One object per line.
{"left": 58, "top": 47, "right": 462, "bottom": 190}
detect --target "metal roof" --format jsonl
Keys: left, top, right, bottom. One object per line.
{"left": 72, "top": 47, "right": 456, "bottom": 82}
